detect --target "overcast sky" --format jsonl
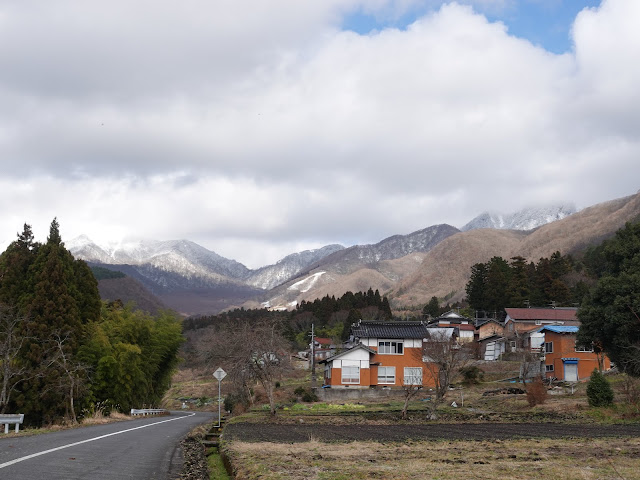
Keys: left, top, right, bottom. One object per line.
{"left": 1, "top": 0, "right": 638, "bottom": 268}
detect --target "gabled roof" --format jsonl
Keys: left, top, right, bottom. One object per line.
{"left": 425, "top": 327, "right": 456, "bottom": 340}
{"left": 478, "top": 334, "right": 506, "bottom": 343}
{"left": 505, "top": 307, "right": 578, "bottom": 322}
{"left": 318, "top": 343, "right": 375, "bottom": 364}
{"left": 539, "top": 325, "right": 579, "bottom": 334}
{"left": 351, "top": 321, "right": 430, "bottom": 339}
{"left": 475, "top": 318, "right": 504, "bottom": 328}
{"left": 314, "top": 337, "right": 332, "bottom": 345}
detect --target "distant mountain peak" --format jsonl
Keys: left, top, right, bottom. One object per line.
{"left": 461, "top": 204, "right": 577, "bottom": 232}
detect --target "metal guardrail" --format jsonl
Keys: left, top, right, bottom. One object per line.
{"left": 0, "top": 414, "right": 24, "bottom": 434}
{"left": 130, "top": 408, "right": 169, "bottom": 416}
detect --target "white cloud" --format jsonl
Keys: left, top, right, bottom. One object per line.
{"left": 1, "top": 0, "right": 639, "bottom": 268}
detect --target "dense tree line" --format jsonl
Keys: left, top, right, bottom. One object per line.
{"left": 184, "top": 287, "right": 392, "bottom": 348}
{"left": 0, "top": 221, "right": 183, "bottom": 425}
{"left": 464, "top": 252, "right": 585, "bottom": 317}
{"left": 578, "top": 221, "right": 640, "bottom": 377}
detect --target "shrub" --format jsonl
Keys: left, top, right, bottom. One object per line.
{"left": 301, "top": 390, "right": 318, "bottom": 403}
{"left": 293, "top": 386, "right": 306, "bottom": 396}
{"left": 223, "top": 393, "right": 237, "bottom": 413}
{"left": 460, "top": 365, "right": 484, "bottom": 385}
{"left": 525, "top": 377, "right": 548, "bottom": 406}
{"left": 587, "top": 369, "right": 614, "bottom": 407}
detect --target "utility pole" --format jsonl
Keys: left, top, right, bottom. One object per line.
{"left": 310, "top": 323, "right": 316, "bottom": 388}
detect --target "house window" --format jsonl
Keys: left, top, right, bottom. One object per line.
{"left": 575, "top": 342, "right": 594, "bottom": 353}
{"left": 544, "top": 342, "right": 553, "bottom": 353}
{"left": 378, "top": 341, "right": 404, "bottom": 354}
{"left": 404, "top": 367, "right": 422, "bottom": 386}
{"left": 535, "top": 320, "right": 542, "bottom": 325}
{"left": 508, "top": 323, "right": 514, "bottom": 331}
{"left": 377, "top": 366, "right": 396, "bottom": 384}
{"left": 545, "top": 364, "right": 554, "bottom": 372}
{"left": 341, "top": 365, "right": 360, "bottom": 384}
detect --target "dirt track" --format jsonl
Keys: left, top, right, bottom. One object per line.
{"left": 224, "top": 422, "right": 640, "bottom": 443}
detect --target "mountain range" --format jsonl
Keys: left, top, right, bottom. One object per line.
{"left": 461, "top": 204, "right": 576, "bottom": 231}
{"left": 69, "top": 193, "right": 640, "bottom": 316}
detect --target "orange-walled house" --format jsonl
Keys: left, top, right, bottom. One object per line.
{"left": 540, "top": 326, "right": 611, "bottom": 381}
{"left": 319, "top": 321, "right": 451, "bottom": 389}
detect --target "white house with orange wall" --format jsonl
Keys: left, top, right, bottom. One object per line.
{"left": 320, "top": 321, "right": 454, "bottom": 389}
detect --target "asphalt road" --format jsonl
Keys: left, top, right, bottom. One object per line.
{"left": 0, "top": 411, "right": 214, "bottom": 480}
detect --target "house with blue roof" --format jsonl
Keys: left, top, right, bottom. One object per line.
{"left": 537, "top": 325, "right": 611, "bottom": 381}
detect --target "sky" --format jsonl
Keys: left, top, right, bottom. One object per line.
{"left": 1, "top": 0, "right": 639, "bottom": 269}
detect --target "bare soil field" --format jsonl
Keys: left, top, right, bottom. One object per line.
{"left": 224, "top": 421, "right": 640, "bottom": 443}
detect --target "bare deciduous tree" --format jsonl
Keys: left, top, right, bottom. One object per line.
{"left": 0, "top": 305, "right": 31, "bottom": 413}
{"left": 420, "top": 329, "right": 474, "bottom": 417}
{"left": 203, "top": 319, "right": 292, "bottom": 416}
{"left": 400, "top": 371, "right": 423, "bottom": 420}
{"left": 43, "top": 332, "right": 89, "bottom": 423}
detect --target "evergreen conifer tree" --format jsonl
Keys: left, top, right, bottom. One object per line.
{"left": 586, "top": 369, "right": 614, "bottom": 407}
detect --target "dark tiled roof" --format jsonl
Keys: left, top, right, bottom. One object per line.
{"left": 352, "top": 321, "right": 429, "bottom": 339}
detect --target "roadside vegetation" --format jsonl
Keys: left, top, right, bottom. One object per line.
{"left": 0, "top": 220, "right": 183, "bottom": 426}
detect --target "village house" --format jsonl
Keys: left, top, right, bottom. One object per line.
{"left": 310, "top": 337, "right": 337, "bottom": 361}
{"left": 537, "top": 325, "right": 611, "bottom": 381}
{"left": 475, "top": 318, "right": 505, "bottom": 340}
{"left": 319, "top": 321, "right": 454, "bottom": 389}
{"left": 504, "top": 307, "right": 580, "bottom": 335}
{"left": 428, "top": 311, "right": 475, "bottom": 343}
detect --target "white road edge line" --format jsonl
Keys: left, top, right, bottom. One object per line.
{"left": 0, "top": 412, "right": 196, "bottom": 469}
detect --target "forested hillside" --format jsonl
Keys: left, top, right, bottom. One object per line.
{"left": 0, "top": 220, "right": 183, "bottom": 425}
{"left": 184, "top": 287, "right": 392, "bottom": 355}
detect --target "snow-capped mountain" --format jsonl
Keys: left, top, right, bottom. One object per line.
{"left": 68, "top": 236, "right": 250, "bottom": 284}
{"left": 245, "top": 245, "right": 344, "bottom": 290}
{"left": 461, "top": 205, "right": 577, "bottom": 232}
{"left": 314, "top": 224, "right": 460, "bottom": 274}
{"left": 69, "top": 236, "right": 346, "bottom": 298}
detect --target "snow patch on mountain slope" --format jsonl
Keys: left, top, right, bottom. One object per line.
{"left": 461, "top": 204, "right": 577, "bottom": 232}
{"left": 287, "top": 272, "right": 326, "bottom": 293}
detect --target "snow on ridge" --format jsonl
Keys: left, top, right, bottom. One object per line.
{"left": 287, "top": 272, "right": 326, "bottom": 293}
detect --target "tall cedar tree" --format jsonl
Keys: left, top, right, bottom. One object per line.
{"left": 0, "top": 224, "right": 39, "bottom": 309}
{"left": 506, "top": 256, "right": 530, "bottom": 307}
{"left": 13, "top": 219, "right": 100, "bottom": 423}
{"left": 466, "top": 263, "right": 488, "bottom": 312}
{"left": 422, "top": 296, "right": 441, "bottom": 319}
{"left": 484, "top": 256, "right": 511, "bottom": 314}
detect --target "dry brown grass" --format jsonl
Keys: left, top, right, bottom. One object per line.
{"left": 225, "top": 437, "right": 640, "bottom": 480}
{"left": 81, "top": 410, "right": 130, "bottom": 426}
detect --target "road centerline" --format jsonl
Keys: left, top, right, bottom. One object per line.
{"left": 0, "top": 412, "right": 196, "bottom": 469}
